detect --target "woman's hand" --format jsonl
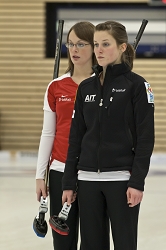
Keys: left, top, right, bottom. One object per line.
{"left": 36, "top": 179, "right": 47, "bottom": 201}
{"left": 62, "top": 190, "right": 76, "bottom": 206}
{"left": 126, "top": 187, "right": 143, "bottom": 207}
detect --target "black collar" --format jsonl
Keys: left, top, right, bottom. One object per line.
{"left": 92, "top": 63, "right": 130, "bottom": 78}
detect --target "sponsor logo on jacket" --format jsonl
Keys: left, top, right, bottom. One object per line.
{"left": 59, "top": 95, "right": 71, "bottom": 102}
{"left": 84, "top": 95, "right": 96, "bottom": 102}
{"left": 112, "top": 88, "right": 126, "bottom": 92}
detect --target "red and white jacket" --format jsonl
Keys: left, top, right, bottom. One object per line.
{"left": 36, "top": 72, "right": 78, "bottom": 179}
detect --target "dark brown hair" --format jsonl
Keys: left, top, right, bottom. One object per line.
{"left": 95, "top": 21, "right": 135, "bottom": 70}
{"left": 65, "top": 21, "right": 97, "bottom": 75}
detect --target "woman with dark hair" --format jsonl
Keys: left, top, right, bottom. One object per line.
{"left": 35, "top": 21, "right": 106, "bottom": 250}
{"left": 62, "top": 21, "right": 155, "bottom": 250}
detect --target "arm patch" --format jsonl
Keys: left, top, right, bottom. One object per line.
{"left": 144, "top": 82, "right": 154, "bottom": 103}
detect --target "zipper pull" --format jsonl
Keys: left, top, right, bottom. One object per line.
{"left": 99, "top": 99, "right": 103, "bottom": 106}
{"left": 110, "top": 97, "right": 113, "bottom": 102}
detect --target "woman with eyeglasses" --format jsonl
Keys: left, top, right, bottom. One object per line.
{"left": 62, "top": 21, "right": 154, "bottom": 250}
{"left": 35, "top": 21, "right": 110, "bottom": 250}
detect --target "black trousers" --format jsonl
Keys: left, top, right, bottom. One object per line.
{"left": 78, "top": 180, "right": 140, "bottom": 250}
{"left": 49, "top": 170, "right": 79, "bottom": 250}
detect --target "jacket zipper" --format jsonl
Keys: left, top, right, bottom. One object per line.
{"left": 92, "top": 65, "right": 104, "bottom": 174}
{"left": 99, "top": 99, "right": 103, "bottom": 106}
{"left": 97, "top": 83, "right": 104, "bottom": 174}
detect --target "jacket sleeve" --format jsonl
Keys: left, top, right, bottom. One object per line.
{"left": 36, "top": 110, "right": 55, "bottom": 179}
{"left": 62, "top": 84, "right": 87, "bottom": 191}
{"left": 127, "top": 79, "right": 155, "bottom": 191}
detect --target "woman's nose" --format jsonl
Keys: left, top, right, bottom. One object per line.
{"left": 71, "top": 45, "right": 78, "bottom": 51}
{"left": 97, "top": 46, "right": 103, "bottom": 53}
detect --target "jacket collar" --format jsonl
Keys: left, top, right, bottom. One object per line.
{"left": 92, "top": 63, "right": 130, "bottom": 78}
{"left": 92, "top": 64, "right": 102, "bottom": 77}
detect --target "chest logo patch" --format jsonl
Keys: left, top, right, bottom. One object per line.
{"left": 112, "top": 88, "right": 126, "bottom": 92}
{"left": 59, "top": 95, "right": 71, "bottom": 102}
{"left": 84, "top": 95, "right": 96, "bottom": 102}
{"left": 144, "top": 82, "right": 154, "bottom": 103}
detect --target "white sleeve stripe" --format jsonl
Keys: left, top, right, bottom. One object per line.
{"left": 36, "top": 110, "right": 56, "bottom": 179}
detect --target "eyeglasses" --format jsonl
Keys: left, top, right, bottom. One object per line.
{"left": 65, "top": 42, "right": 90, "bottom": 49}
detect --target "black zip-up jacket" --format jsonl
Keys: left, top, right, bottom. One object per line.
{"left": 62, "top": 63, "right": 155, "bottom": 191}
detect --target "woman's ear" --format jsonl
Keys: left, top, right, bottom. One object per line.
{"left": 120, "top": 43, "right": 127, "bottom": 53}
